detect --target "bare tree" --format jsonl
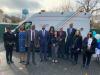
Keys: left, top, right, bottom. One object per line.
{"left": 61, "top": 0, "right": 75, "bottom": 12}
{"left": 10, "top": 16, "right": 22, "bottom": 23}
{"left": 77, "top": 0, "right": 100, "bottom": 29}
{"left": 53, "top": 0, "right": 72, "bottom": 12}
{"left": 77, "top": 0, "right": 100, "bottom": 14}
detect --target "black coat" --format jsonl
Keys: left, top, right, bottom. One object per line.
{"left": 72, "top": 35, "right": 82, "bottom": 51}
{"left": 58, "top": 31, "right": 66, "bottom": 44}
{"left": 51, "top": 36, "right": 59, "bottom": 47}
{"left": 82, "top": 37, "right": 97, "bottom": 54}
{"left": 3, "top": 32, "right": 15, "bottom": 50}
{"left": 66, "top": 28, "right": 76, "bottom": 47}
{"left": 48, "top": 32, "right": 55, "bottom": 45}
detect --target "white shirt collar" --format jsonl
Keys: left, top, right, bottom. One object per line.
{"left": 31, "top": 29, "right": 35, "bottom": 32}
{"left": 42, "top": 30, "right": 45, "bottom": 31}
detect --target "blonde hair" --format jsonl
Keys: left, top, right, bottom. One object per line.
{"left": 75, "top": 30, "right": 81, "bottom": 36}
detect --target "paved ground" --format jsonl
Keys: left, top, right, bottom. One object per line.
{"left": 0, "top": 44, "right": 100, "bottom": 75}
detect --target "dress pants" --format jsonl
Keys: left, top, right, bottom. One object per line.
{"left": 66, "top": 41, "right": 73, "bottom": 60}
{"left": 40, "top": 43, "right": 48, "bottom": 61}
{"left": 27, "top": 42, "right": 35, "bottom": 64}
{"left": 6, "top": 46, "right": 13, "bottom": 62}
{"left": 52, "top": 46, "right": 58, "bottom": 60}
{"left": 83, "top": 52, "right": 92, "bottom": 67}
{"left": 58, "top": 42, "right": 65, "bottom": 58}
{"left": 73, "top": 51, "right": 79, "bottom": 64}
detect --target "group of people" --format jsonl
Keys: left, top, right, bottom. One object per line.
{"left": 3, "top": 23, "right": 98, "bottom": 69}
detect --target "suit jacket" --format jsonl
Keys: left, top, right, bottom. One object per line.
{"left": 66, "top": 28, "right": 76, "bottom": 46}
{"left": 25, "top": 30, "right": 39, "bottom": 48}
{"left": 67, "top": 28, "right": 76, "bottom": 38}
{"left": 83, "top": 37, "right": 97, "bottom": 54}
{"left": 15, "top": 31, "right": 19, "bottom": 52}
{"left": 39, "top": 30, "right": 49, "bottom": 46}
{"left": 3, "top": 32, "right": 15, "bottom": 49}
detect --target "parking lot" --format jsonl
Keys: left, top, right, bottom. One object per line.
{"left": 0, "top": 44, "right": 100, "bottom": 75}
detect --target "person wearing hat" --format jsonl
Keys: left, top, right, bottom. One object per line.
{"left": 3, "top": 27, "right": 15, "bottom": 64}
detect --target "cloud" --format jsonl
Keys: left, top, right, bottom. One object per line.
{"left": 0, "top": 0, "right": 40, "bottom": 9}
{"left": 0, "top": 0, "right": 99, "bottom": 16}
{"left": 0, "top": 0, "right": 41, "bottom": 15}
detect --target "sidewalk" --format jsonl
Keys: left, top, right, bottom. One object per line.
{"left": 0, "top": 44, "right": 100, "bottom": 75}
{"left": 0, "top": 43, "right": 4, "bottom": 52}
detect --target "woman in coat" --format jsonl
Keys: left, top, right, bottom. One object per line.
{"left": 82, "top": 32, "right": 97, "bottom": 68}
{"left": 51, "top": 31, "right": 59, "bottom": 63}
{"left": 72, "top": 30, "right": 82, "bottom": 64}
{"left": 48, "top": 26, "right": 55, "bottom": 58}
{"left": 18, "top": 26, "right": 27, "bottom": 64}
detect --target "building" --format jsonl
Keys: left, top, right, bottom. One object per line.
{"left": 0, "top": 12, "right": 12, "bottom": 23}
{"left": 93, "top": 15, "right": 100, "bottom": 23}
{"left": 14, "top": 11, "right": 91, "bottom": 37}
{"left": 0, "top": 12, "right": 4, "bottom": 22}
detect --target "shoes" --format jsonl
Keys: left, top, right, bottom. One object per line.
{"left": 82, "top": 64, "right": 85, "bottom": 68}
{"left": 25, "top": 62, "right": 29, "bottom": 65}
{"left": 7, "top": 61, "right": 10, "bottom": 64}
{"left": 19, "top": 61, "right": 22, "bottom": 63}
{"left": 19, "top": 60, "right": 26, "bottom": 63}
{"left": 85, "top": 65, "right": 89, "bottom": 69}
{"left": 52, "top": 60, "right": 55, "bottom": 63}
{"left": 40, "top": 59, "right": 43, "bottom": 62}
{"left": 7, "top": 60, "right": 14, "bottom": 64}
{"left": 33, "top": 62, "right": 37, "bottom": 65}
{"left": 55, "top": 60, "right": 58, "bottom": 63}
{"left": 82, "top": 64, "right": 89, "bottom": 69}
{"left": 52, "top": 60, "right": 58, "bottom": 63}
{"left": 73, "top": 61, "right": 77, "bottom": 65}
{"left": 10, "top": 61, "right": 14, "bottom": 63}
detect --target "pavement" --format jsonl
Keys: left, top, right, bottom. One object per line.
{"left": 0, "top": 43, "right": 100, "bottom": 75}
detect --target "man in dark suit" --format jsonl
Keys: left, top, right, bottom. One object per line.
{"left": 58, "top": 28, "right": 66, "bottom": 58}
{"left": 66, "top": 23, "right": 76, "bottom": 59}
{"left": 3, "top": 27, "right": 15, "bottom": 64}
{"left": 39, "top": 25, "right": 49, "bottom": 62}
{"left": 25, "top": 25, "right": 39, "bottom": 65}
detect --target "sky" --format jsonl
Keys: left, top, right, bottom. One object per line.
{"left": 0, "top": 0, "right": 78, "bottom": 16}
{"left": 0, "top": 0, "right": 100, "bottom": 17}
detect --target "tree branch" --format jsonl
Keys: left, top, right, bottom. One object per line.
{"left": 91, "top": 8, "right": 100, "bottom": 14}
{"left": 89, "top": 0, "right": 98, "bottom": 11}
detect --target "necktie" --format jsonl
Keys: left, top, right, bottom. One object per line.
{"left": 70, "top": 28, "right": 72, "bottom": 34}
{"left": 43, "top": 30, "right": 45, "bottom": 36}
{"left": 31, "top": 30, "right": 32, "bottom": 41}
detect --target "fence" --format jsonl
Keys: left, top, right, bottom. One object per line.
{"left": 0, "top": 24, "right": 100, "bottom": 42}
{"left": 91, "top": 29, "right": 100, "bottom": 34}
{"left": 0, "top": 24, "right": 18, "bottom": 42}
